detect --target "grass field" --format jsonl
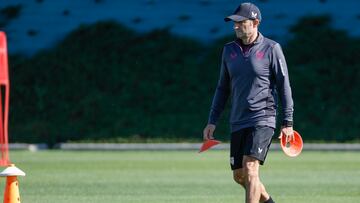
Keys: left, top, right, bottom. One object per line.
{"left": 0, "top": 150, "right": 359, "bottom": 203}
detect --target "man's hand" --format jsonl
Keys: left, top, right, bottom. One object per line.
{"left": 279, "top": 126, "right": 294, "bottom": 143}
{"left": 203, "top": 124, "right": 216, "bottom": 140}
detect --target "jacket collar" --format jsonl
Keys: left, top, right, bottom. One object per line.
{"left": 253, "top": 32, "right": 264, "bottom": 44}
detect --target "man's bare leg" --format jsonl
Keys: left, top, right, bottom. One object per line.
{"left": 259, "top": 182, "right": 270, "bottom": 202}
{"left": 233, "top": 168, "right": 271, "bottom": 202}
{"left": 243, "top": 156, "right": 261, "bottom": 203}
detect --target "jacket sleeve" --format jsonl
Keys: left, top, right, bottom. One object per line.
{"left": 271, "top": 43, "right": 294, "bottom": 126}
{"left": 208, "top": 48, "right": 230, "bottom": 125}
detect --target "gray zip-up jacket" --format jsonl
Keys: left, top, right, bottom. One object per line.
{"left": 208, "top": 33, "right": 293, "bottom": 132}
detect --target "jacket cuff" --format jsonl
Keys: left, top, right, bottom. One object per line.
{"left": 208, "top": 118, "right": 217, "bottom": 126}
{"left": 282, "top": 120, "right": 293, "bottom": 127}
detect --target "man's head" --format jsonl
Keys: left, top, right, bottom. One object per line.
{"left": 224, "top": 2, "right": 261, "bottom": 40}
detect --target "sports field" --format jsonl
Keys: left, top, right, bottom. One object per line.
{"left": 0, "top": 150, "right": 359, "bottom": 203}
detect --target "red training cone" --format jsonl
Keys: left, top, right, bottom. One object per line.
{"left": 199, "top": 139, "right": 221, "bottom": 153}
{"left": 280, "top": 130, "right": 303, "bottom": 157}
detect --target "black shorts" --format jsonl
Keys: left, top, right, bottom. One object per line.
{"left": 230, "top": 125, "right": 274, "bottom": 170}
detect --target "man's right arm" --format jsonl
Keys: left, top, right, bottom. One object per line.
{"left": 204, "top": 49, "right": 230, "bottom": 140}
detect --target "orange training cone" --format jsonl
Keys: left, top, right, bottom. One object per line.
{"left": 199, "top": 139, "right": 221, "bottom": 153}
{"left": 280, "top": 130, "right": 303, "bottom": 157}
{"left": 0, "top": 164, "right": 25, "bottom": 203}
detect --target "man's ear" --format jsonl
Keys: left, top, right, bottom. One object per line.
{"left": 253, "top": 19, "right": 260, "bottom": 27}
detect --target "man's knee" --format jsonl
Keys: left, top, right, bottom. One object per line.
{"left": 233, "top": 169, "right": 245, "bottom": 187}
{"left": 243, "top": 156, "right": 260, "bottom": 181}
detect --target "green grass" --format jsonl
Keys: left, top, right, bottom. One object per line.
{"left": 0, "top": 150, "right": 359, "bottom": 203}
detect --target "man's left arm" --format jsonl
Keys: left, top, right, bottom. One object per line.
{"left": 271, "top": 43, "right": 294, "bottom": 141}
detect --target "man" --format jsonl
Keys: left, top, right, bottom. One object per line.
{"left": 203, "top": 2, "right": 294, "bottom": 203}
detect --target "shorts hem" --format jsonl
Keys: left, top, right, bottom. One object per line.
{"left": 243, "top": 154, "right": 265, "bottom": 165}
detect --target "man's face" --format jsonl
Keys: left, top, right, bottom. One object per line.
{"left": 233, "top": 20, "right": 256, "bottom": 39}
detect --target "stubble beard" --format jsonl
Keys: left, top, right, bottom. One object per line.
{"left": 236, "top": 29, "right": 257, "bottom": 44}
{"left": 235, "top": 30, "right": 250, "bottom": 41}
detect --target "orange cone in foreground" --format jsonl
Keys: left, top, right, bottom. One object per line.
{"left": 280, "top": 130, "right": 303, "bottom": 157}
{"left": 3, "top": 176, "right": 20, "bottom": 203}
{"left": 0, "top": 164, "right": 25, "bottom": 203}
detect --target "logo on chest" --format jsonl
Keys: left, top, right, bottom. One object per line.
{"left": 230, "top": 52, "right": 238, "bottom": 59}
{"left": 256, "top": 51, "right": 265, "bottom": 60}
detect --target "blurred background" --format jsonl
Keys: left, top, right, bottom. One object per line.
{"left": 1, "top": 0, "right": 360, "bottom": 146}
